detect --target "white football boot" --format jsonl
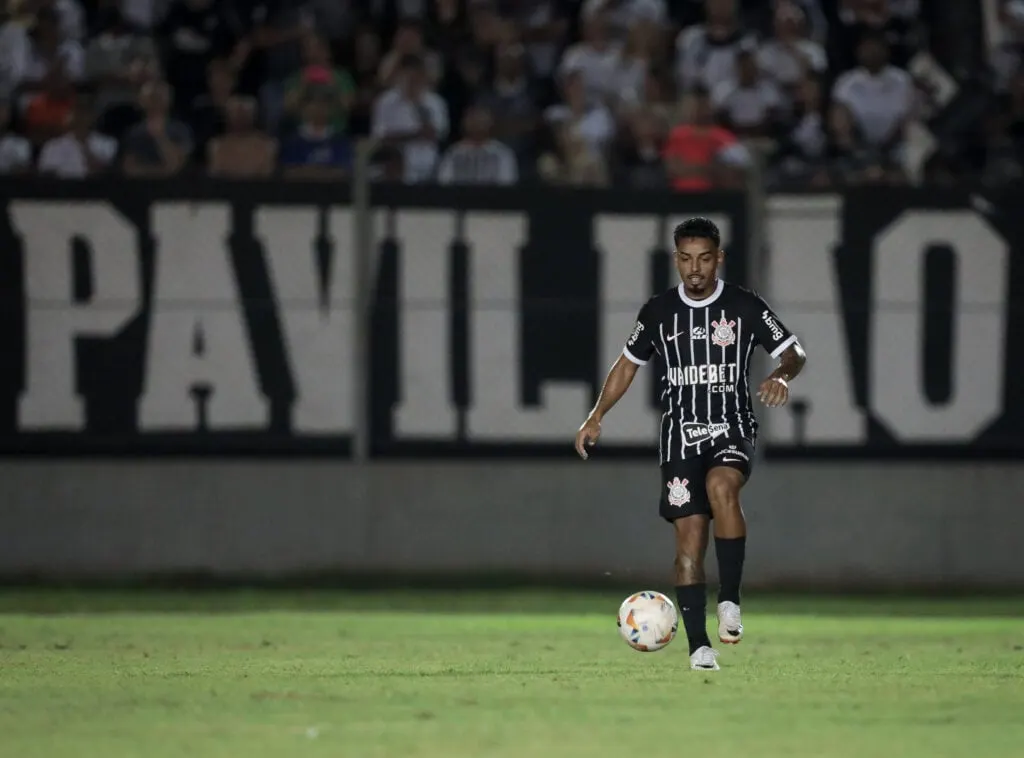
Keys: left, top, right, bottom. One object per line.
{"left": 717, "top": 601, "right": 743, "bottom": 644}
{"left": 689, "top": 645, "right": 720, "bottom": 671}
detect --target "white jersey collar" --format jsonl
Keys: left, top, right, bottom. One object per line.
{"left": 677, "top": 278, "right": 724, "bottom": 308}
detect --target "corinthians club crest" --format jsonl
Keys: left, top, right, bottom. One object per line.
{"left": 710, "top": 318, "right": 736, "bottom": 347}
{"left": 666, "top": 477, "right": 690, "bottom": 507}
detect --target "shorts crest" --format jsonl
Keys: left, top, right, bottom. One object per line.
{"left": 666, "top": 477, "right": 691, "bottom": 507}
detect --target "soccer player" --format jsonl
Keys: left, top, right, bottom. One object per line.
{"left": 574, "top": 217, "right": 806, "bottom": 671}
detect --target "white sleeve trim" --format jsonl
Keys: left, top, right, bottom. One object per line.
{"left": 770, "top": 335, "right": 799, "bottom": 359}
{"left": 622, "top": 347, "right": 648, "bottom": 366}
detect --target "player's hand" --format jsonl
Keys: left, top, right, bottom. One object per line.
{"left": 575, "top": 416, "right": 602, "bottom": 460}
{"left": 757, "top": 376, "right": 789, "bottom": 408}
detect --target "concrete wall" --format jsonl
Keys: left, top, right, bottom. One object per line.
{"left": 1, "top": 461, "right": 1022, "bottom": 590}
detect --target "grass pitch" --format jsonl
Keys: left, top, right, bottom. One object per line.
{"left": 0, "top": 590, "right": 1022, "bottom": 758}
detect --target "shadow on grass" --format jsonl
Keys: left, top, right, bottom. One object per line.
{"left": 0, "top": 576, "right": 1021, "bottom": 617}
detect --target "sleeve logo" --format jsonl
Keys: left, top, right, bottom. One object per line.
{"left": 627, "top": 321, "right": 644, "bottom": 345}
{"left": 761, "top": 309, "right": 784, "bottom": 341}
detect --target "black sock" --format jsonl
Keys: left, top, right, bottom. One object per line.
{"left": 715, "top": 536, "right": 746, "bottom": 605}
{"left": 675, "top": 583, "right": 711, "bottom": 654}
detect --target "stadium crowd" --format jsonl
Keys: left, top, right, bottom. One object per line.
{"left": 0, "top": 0, "right": 1017, "bottom": 188}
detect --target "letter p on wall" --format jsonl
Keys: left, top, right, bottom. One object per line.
{"left": 9, "top": 201, "right": 142, "bottom": 430}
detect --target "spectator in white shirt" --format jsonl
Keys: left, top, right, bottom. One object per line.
{"left": 377, "top": 18, "right": 442, "bottom": 90}
{"left": 437, "top": 105, "right": 517, "bottom": 185}
{"left": 0, "top": 97, "right": 32, "bottom": 174}
{"left": 830, "top": 32, "right": 913, "bottom": 154}
{"left": 614, "top": 18, "right": 662, "bottom": 114}
{"left": 757, "top": 2, "right": 827, "bottom": 105}
{"left": 84, "top": 5, "right": 159, "bottom": 121}
{"left": 371, "top": 53, "right": 449, "bottom": 183}
{"left": 21, "top": 6, "right": 85, "bottom": 89}
{"left": 37, "top": 98, "right": 118, "bottom": 178}
{"left": 712, "top": 48, "right": 784, "bottom": 138}
{"left": 558, "top": 11, "right": 623, "bottom": 104}
{"left": 675, "top": 0, "right": 756, "bottom": 94}
{"left": 544, "top": 68, "right": 616, "bottom": 154}
{"left": 581, "top": 0, "right": 668, "bottom": 43}
{"left": 0, "top": 7, "right": 33, "bottom": 97}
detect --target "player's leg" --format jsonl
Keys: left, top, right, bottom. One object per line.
{"left": 672, "top": 514, "right": 719, "bottom": 670}
{"left": 705, "top": 440, "right": 754, "bottom": 644}
{"left": 660, "top": 463, "right": 718, "bottom": 670}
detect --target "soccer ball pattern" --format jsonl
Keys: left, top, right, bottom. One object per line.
{"left": 616, "top": 590, "right": 679, "bottom": 652}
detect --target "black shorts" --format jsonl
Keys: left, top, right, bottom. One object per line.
{"left": 659, "top": 435, "right": 754, "bottom": 522}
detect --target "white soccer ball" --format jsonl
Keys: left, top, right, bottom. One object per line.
{"left": 617, "top": 590, "right": 679, "bottom": 652}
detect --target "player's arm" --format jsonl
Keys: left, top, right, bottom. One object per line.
{"left": 575, "top": 302, "right": 656, "bottom": 459}
{"left": 768, "top": 342, "right": 806, "bottom": 385}
{"left": 750, "top": 295, "right": 806, "bottom": 408}
{"left": 758, "top": 342, "right": 806, "bottom": 408}
{"left": 575, "top": 355, "right": 640, "bottom": 459}
{"left": 590, "top": 354, "right": 640, "bottom": 421}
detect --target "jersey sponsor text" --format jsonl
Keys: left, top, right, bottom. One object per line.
{"left": 667, "top": 363, "right": 738, "bottom": 389}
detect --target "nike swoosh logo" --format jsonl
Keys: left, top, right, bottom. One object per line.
{"left": 719, "top": 457, "right": 743, "bottom": 462}
{"left": 665, "top": 332, "right": 686, "bottom": 342}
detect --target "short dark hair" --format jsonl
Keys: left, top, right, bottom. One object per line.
{"left": 673, "top": 217, "right": 721, "bottom": 247}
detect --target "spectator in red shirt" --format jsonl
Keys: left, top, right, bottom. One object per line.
{"left": 662, "top": 86, "right": 749, "bottom": 191}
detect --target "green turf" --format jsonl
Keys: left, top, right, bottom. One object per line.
{"left": 0, "top": 591, "right": 1022, "bottom": 758}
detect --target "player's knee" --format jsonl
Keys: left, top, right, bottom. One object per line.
{"left": 706, "top": 471, "right": 740, "bottom": 509}
{"left": 673, "top": 549, "right": 704, "bottom": 583}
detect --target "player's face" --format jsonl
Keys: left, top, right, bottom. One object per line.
{"left": 674, "top": 237, "right": 722, "bottom": 297}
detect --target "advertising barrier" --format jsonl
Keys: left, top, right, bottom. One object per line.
{"left": 1, "top": 179, "right": 1018, "bottom": 459}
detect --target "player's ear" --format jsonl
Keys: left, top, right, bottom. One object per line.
{"left": 717, "top": 248, "right": 725, "bottom": 263}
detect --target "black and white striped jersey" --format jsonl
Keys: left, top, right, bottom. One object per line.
{"left": 622, "top": 279, "right": 799, "bottom": 464}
